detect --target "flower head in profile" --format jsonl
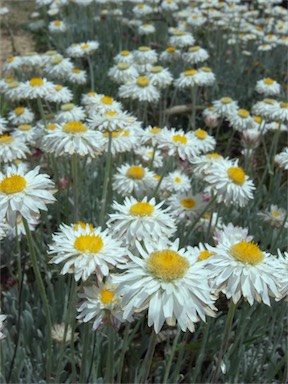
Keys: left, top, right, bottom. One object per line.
{"left": 52, "top": 323, "right": 78, "bottom": 343}
{"left": 107, "top": 196, "right": 176, "bottom": 245}
{"left": 0, "top": 314, "right": 7, "bottom": 340}
{"left": 0, "top": 164, "right": 56, "bottom": 226}
{"left": 255, "top": 78, "right": 281, "bottom": 96}
{"left": 49, "top": 222, "right": 128, "bottom": 282}
{"left": 119, "top": 76, "right": 160, "bottom": 103}
{"left": 274, "top": 147, "right": 288, "bottom": 170}
{"left": 0, "top": 133, "right": 30, "bottom": 163}
{"left": 113, "top": 239, "right": 217, "bottom": 333}
{"left": 258, "top": 205, "right": 288, "bottom": 229}
{"left": 20, "top": 77, "right": 54, "bottom": 100}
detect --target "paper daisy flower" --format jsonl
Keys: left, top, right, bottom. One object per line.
{"left": 140, "top": 126, "right": 163, "bottom": 146}
{"left": 212, "top": 97, "right": 239, "bottom": 118}
{"left": 68, "top": 68, "right": 87, "bottom": 85}
{"left": 134, "top": 146, "right": 163, "bottom": 168}
{"left": 275, "top": 147, "right": 288, "bottom": 170}
{"left": 197, "top": 67, "right": 216, "bottom": 87}
{"left": 191, "top": 129, "right": 216, "bottom": 153}
{"left": 203, "top": 159, "right": 255, "bottom": 207}
{"left": 0, "top": 164, "right": 56, "bottom": 226}
{"left": 166, "top": 193, "right": 207, "bottom": 224}
{"left": 77, "top": 281, "right": 130, "bottom": 330}
{"left": 48, "top": 20, "right": 67, "bottom": 33}
{"left": 3, "top": 55, "right": 22, "bottom": 72}
{"left": 0, "top": 134, "right": 30, "bottom": 163}
{"left": 113, "top": 239, "right": 216, "bottom": 333}
{"left": 182, "top": 46, "right": 209, "bottom": 65}
{"left": 255, "top": 78, "right": 281, "bottom": 96}
{"left": 252, "top": 98, "right": 278, "bottom": 119}
{"left": 8, "top": 107, "right": 34, "bottom": 125}
{"left": 174, "top": 69, "right": 202, "bottom": 89}
{"left": 138, "top": 23, "right": 156, "bottom": 35}
{"left": 114, "top": 50, "right": 134, "bottom": 64}
{"left": 12, "top": 124, "right": 40, "bottom": 144}
{"left": 85, "top": 95, "right": 123, "bottom": 115}
{"left": 132, "top": 3, "right": 153, "bottom": 17}
{"left": 133, "top": 46, "right": 158, "bottom": 65}
{"left": 169, "top": 30, "right": 195, "bottom": 48}
{"left": 147, "top": 66, "right": 173, "bottom": 89}
{"left": 275, "top": 250, "right": 288, "bottom": 301}
{"left": 49, "top": 223, "right": 127, "bottom": 282}
{"left": 112, "top": 164, "right": 156, "bottom": 198}
{"left": 162, "top": 170, "right": 191, "bottom": 195}
{"left": 271, "top": 101, "right": 288, "bottom": 122}
{"left": 213, "top": 223, "right": 253, "bottom": 247}
{"left": 0, "top": 314, "right": 7, "bottom": 340}
{"left": 0, "top": 116, "right": 8, "bottom": 135}
{"left": 44, "top": 55, "right": 74, "bottom": 80}
{"left": 107, "top": 196, "right": 176, "bottom": 244}
{"left": 108, "top": 62, "right": 139, "bottom": 84}
{"left": 88, "top": 110, "right": 132, "bottom": 132}
{"left": 159, "top": 46, "right": 182, "bottom": 62}
{"left": 41, "top": 121, "right": 105, "bottom": 158}
{"left": 192, "top": 153, "right": 224, "bottom": 181}
{"left": 55, "top": 103, "right": 86, "bottom": 123}
{"left": 52, "top": 323, "right": 78, "bottom": 344}
{"left": 228, "top": 109, "right": 254, "bottom": 131}
{"left": 19, "top": 77, "right": 54, "bottom": 100}
{"left": 102, "top": 129, "right": 137, "bottom": 155}
{"left": 119, "top": 76, "right": 160, "bottom": 103}
{"left": 157, "top": 128, "right": 201, "bottom": 162}
{"left": 258, "top": 205, "right": 288, "bottom": 229}
{"left": 46, "top": 84, "right": 73, "bottom": 104}
{"left": 205, "top": 240, "right": 284, "bottom": 305}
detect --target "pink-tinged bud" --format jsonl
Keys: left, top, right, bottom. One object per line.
{"left": 59, "top": 176, "right": 69, "bottom": 189}
{"left": 204, "top": 116, "right": 219, "bottom": 128}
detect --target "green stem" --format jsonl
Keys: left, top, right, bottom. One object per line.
{"left": 211, "top": 300, "right": 237, "bottom": 384}
{"left": 100, "top": 131, "right": 113, "bottom": 227}
{"left": 87, "top": 55, "right": 95, "bottom": 91}
{"left": 270, "top": 211, "right": 288, "bottom": 252}
{"left": 80, "top": 323, "right": 90, "bottom": 383}
{"left": 139, "top": 329, "right": 158, "bottom": 384}
{"left": 37, "top": 97, "right": 47, "bottom": 129}
{"left": 190, "top": 86, "right": 197, "bottom": 130}
{"left": 71, "top": 153, "right": 79, "bottom": 222}
{"left": 117, "top": 323, "right": 130, "bottom": 383}
{"left": 152, "top": 156, "right": 173, "bottom": 197}
{"left": 105, "top": 325, "right": 115, "bottom": 384}
{"left": 23, "top": 218, "right": 52, "bottom": 381}
{"left": 162, "top": 328, "right": 182, "bottom": 383}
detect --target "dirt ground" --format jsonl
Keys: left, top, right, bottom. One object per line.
{"left": 0, "top": 0, "right": 35, "bottom": 74}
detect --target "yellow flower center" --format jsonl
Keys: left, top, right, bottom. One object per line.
{"left": 5, "top": 77, "right": 14, "bottom": 84}
{"left": 138, "top": 4, "right": 144, "bottom": 9}
{"left": 47, "top": 124, "right": 57, "bottom": 130}
{"left": 30, "top": 78, "right": 44, "bottom": 87}
{"left": 8, "top": 81, "right": 19, "bottom": 89}
{"left": 254, "top": 116, "right": 262, "bottom": 124}
{"left": 263, "top": 78, "right": 274, "bottom": 85}
{"left": 19, "top": 124, "right": 32, "bottom": 131}
{"left": 54, "top": 20, "right": 62, "bottom": 26}
{"left": 15, "top": 107, "right": 25, "bottom": 115}
{"left": 126, "top": 166, "right": 145, "bottom": 179}
{"left": 189, "top": 46, "right": 200, "bottom": 52}
{"left": 137, "top": 76, "right": 149, "bottom": 87}
{"left": 51, "top": 56, "right": 63, "bottom": 65}
{"left": 81, "top": 43, "right": 90, "bottom": 49}
{"left": 0, "top": 134, "right": 14, "bottom": 144}
{"left": 197, "top": 250, "right": 215, "bottom": 261}
{"left": 271, "top": 210, "right": 281, "bottom": 218}
{"left": 105, "top": 111, "right": 117, "bottom": 117}
{"left": 238, "top": 109, "right": 249, "bottom": 118}
{"left": 87, "top": 91, "right": 97, "bottom": 96}
{"left": 100, "top": 96, "right": 113, "bottom": 105}
{"left": 150, "top": 127, "right": 161, "bottom": 134}
{"left": 150, "top": 66, "right": 163, "bottom": 74}
{"left": 207, "top": 152, "right": 222, "bottom": 159}
{"left": 280, "top": 102, "right": 288, "bottom": 109}
{"left": 7, "top": 56, "right": 15, "bottom": 63}
{"left": 175, "top": 176, "right": 182, "bottom": 183}
{"left": 166, "top": 47, "right": 176, "bottom": 53}
{"left": 184, "top": 69, "right": 198, "bottom": 77}
{"left": 230, "top": 241, "right": 264, "bottom": 265}
{"left": 138, "top": 46, "right": 150, "bottom": 52}
{"left": 74, "top": 234, "right": 103, "bottom": 253}
{"left": 73, "top": 221, "right": 94, "bottom": 231}
{"left": 227, "top": 167, "right": 246, "bottom": 185}
{"left": 147, "top": 250, "right": 189, "bottom": 281}
{"left": 129, "top": 202, "right": 154, "bottom": 216}
{"left": 0, "top": 175, "right": 27, "bottom": 194}
{"left": 172, "top": 134, "right": 187, "bottom": 144}
{"left": 100, "top": 288, "right": 115, "bottom": 305}
{"left": 221, "top": 97, "right": 233, "bottom": 104}
{"left": 46, "top": 50, "right": 57, "bottom": 55}
{"left": 263, "top": 98, "right": 275, "bottom": 105}
{"left": 194, "top": 129, "right": 207, "bottom": 140}
{"left": 181, "top": 198, "right": 195, "bottom": 209}
{"left": 120, "top": 50, "right": 130, "bottom": 56}
{"left": 117, "top": 63, "right": 129, "bottom": 70}
{"left": 174, "top": 30, "right": 186, "bottom": 36}
{"left": 63, "top": 121, "right": 88, "bottom": 134}
{"left": 61, "top": 103, "right": 75, "bottom": 111}
{"left": 201, "top": 67, "right": 212, "bottom": 72}
{"left": 54, "top": 85, "right": 63, "bottom": 91}
{"left": 72, "top": 69, "right": 81, "bottom": 74}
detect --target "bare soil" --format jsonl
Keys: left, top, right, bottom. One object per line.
{"left": 0, "top": 0, "right": 35, "bottom": 75}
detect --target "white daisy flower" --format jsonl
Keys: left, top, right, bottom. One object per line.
{"left": 182, "top": 46, "right": 209, "bottom": 65}
{"left": 102, "top": 129, "right": 137, "bottom": 155}
{"left": 48, "top": 20, "right": 67, "bottom": 33}
{"left": 190, "top": 129, "right": 216, "bottom": 153}
{"left": 212, "top": 97, "right": 239, "bottom": 118}
{"left": 0, "top": 134, "right": 30, "bottom": 163}
{"left": 206, "top": 241, "right": 284, "bottom": 305}
{"left": 275, "top": 147, "right": 288, "bottom": 170}
{"left": 112, "top": 164, "right": 156, "bottom": 198}
{"left": 0, "top": 314, "right": 7, "bottom": 340}
{"left": 8, "top": 107, "right": 34, "bottom": 125}
{"left": 174, "top": 69, "right": 202, "bottom": 89}
{"left": 169, "top": 30, "right": 195, "bottom": 48}
{"left": 0, "top": 116, "right": 8, "bottom": 135}
{"left": 52, "top": 323, "right": 78, "bottom": 344}
{"left": 138, "top": 23, "right": 156, "bottom": 35}
{"left": 187, "top": 14, "right": 207, "bottom": 27}
{"left": 255, "top": 78, "right": 281, "bottom": 96}
{"left": 133, "top": 46, "right": 158, "bottom": 65}
{"left": 147, "top": 66, "right": 173, "bottom": 89}
{"left": 275, "top": 250, "right": 288, "bottom": 301}
{"left": 20, "top": 52, "right": 44, "bottom": 68}
{"left": 161, "top": 0, "right": 179, "bottom": 11}
{"left": 87, "top": 110, "right": 132, "bottom": 132}
{"left": 55, "top": 103, "right": 86, "bottom": 123}
{"left": 162, "top": 170, "right": 191, "bottom": 194}
{"left": 166, "top": 193, "right": 207, "bottom": 224}
{"left": 44, "top": 55, "right": 74, "bottom": 80}
{"left": 41, "top": 121, "right": 105, "bottom": 158}
{"left": 107, "top": 196, "right": 176, "bottom": 244}
{"left": 258, "top": 43, "right": 274, "bottom": 51}
{"left": 4, "top": 81, "right": 24, "bottom": 102}
{"left": 12, "top": 124, "right": 40, "bottom": 144}
{"left": 3, "top": 56, "right": 22, "bottom": 72}
{"left": 228, "top": 109, "right": 254, "bottom": 131}
{"left": 197, "top": 67, "right": 216, "bottom": 87}
{"left": 252, "top": 98, "right": 279, "bottom": 120}
{"left": 271, "top": 102, "right": 288, "bottom": 122}
{"left": 187, "top": 243, "right": 216, "bottom": 263}
{"left": 0, "top": 164, "right": 56, "bottom": 226}
{"left": 140, "top": 126, "right": 163, "bottom": 146}
{"left": 85, "top": 95, "right": 123, "bottom": 115}
{"left": 45, "top": 84, "right": 73, "bottom": 104}
{"left": 68, "top": 68, "right": 87, "bottom": 85}
{"left": 113, "top": 239, "right": 216, "bottom": 333}
{"left": 157, "top": 128, "right": 201, "bottom": 162}
{"left": 108, "top": 63, "right": 139, "bottom": 84}
{"left": 191, "top": 152, "right": 224, "bottom": 179}
{"left": 49, "top": 223, "right": 127, "bottom": 282}
{"left": 77, "top": 281, "right": 130, "bottom": 331}
{"left": 113, "top": 50, "right": 134, "bottom": 64}
{"left": 19, "top": 77, "right": 54, "bottom": 100}
{"left": 132, "top": 3, "right": 153, "bottom": 17}
{"left": 203, "top": 159, "right": 255, "bottom": 207}
{"left": 159, "top": 46, "right": 182, "bottom": 63}
{"left": 258, "top": 205, "right": 288, "bottom": 229}
{"left": 213, "top": 223, "right": 253, "bottom": 247}
{"left": 119, "top": 76, "right": 160, "bottom": 103}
